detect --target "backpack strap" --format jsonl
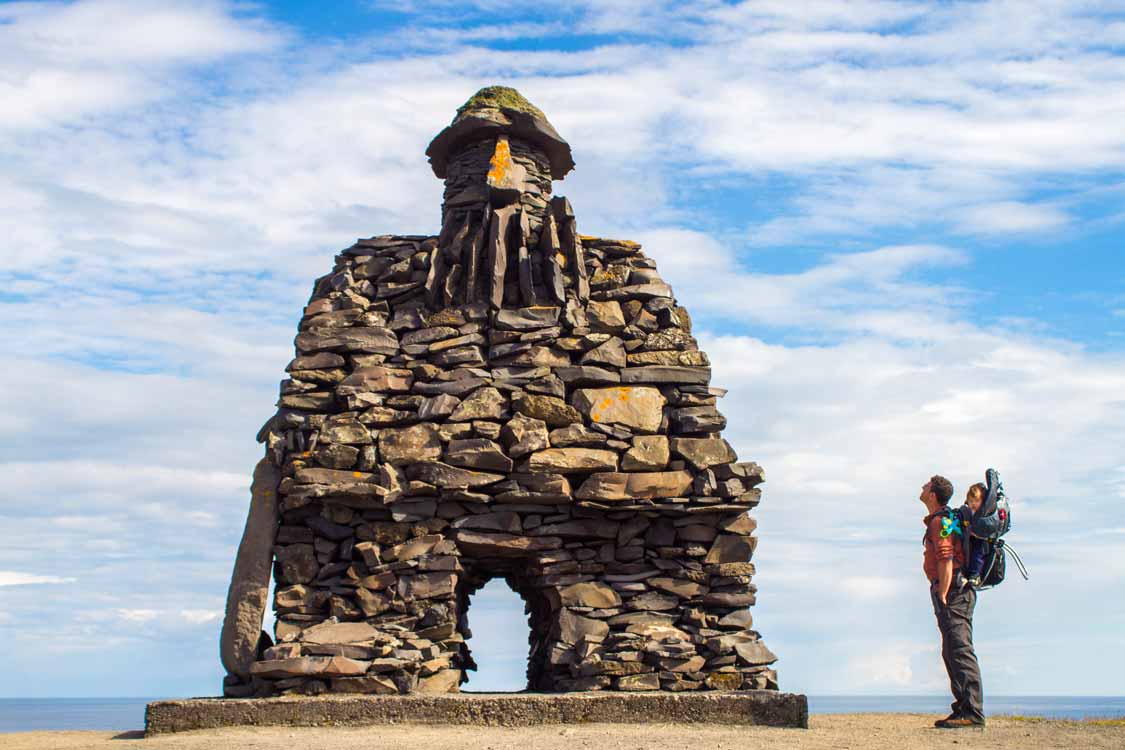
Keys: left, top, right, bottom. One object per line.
{"left": 957, "top": 505, "right": 973, "bottom": 575}
{"left": 938, "top": 506, "right": 963, "bottom": 539}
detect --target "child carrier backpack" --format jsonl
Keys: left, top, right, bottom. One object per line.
{"left": 967, "top": 468, "right": 1028, "bottom": 589}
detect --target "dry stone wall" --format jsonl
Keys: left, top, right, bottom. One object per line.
{"left": 222, "top": 87, "right": 778, "bottom": 699}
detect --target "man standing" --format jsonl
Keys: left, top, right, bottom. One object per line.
{"left": 921, "top": 475, "right": 985, "bottom": 729}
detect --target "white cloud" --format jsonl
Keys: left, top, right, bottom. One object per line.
{"left": 3, "top": 462, "right": 247, "bottom": 499}
{"left": 957, "top": 201, "right": 1071, "bottom": 234}
{"left": 639, "top": 228, "right": 968, "bottom": 333}
{"left": 3, "top": 0, "right": 1120, "bottom": 288}
{"left": 0, "top": 572, "right": 77, "bottom": 587}
{"left": 697, "top": 308, "right": 1125, "bottom": 691}
{"left": 708, "top": 325, "right": 1125, "bottom": 515}
{"left": 840, "top": 576, "right": 906, "bottom": 601}
{"left": 0, "top": 0, "right": 281, "bottom": 64}
{"left": 847, "top": 641, "right": 945, "bottom": 692}
{"left": 115, "top": 609, "right": 159, "bottom": 623}
{"left": 0, "top": 0, "right": 284, "bottom": 130}
{"left": 180, "top": 609, "right": 222, "bottom": 625}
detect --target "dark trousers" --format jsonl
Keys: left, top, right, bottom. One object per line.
{"left": 931, "top": 584, "right": 984, "bottom": 723}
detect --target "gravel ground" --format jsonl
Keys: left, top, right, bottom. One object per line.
{"left": 1, "top": 715, "right": 1121, "bottom": 750}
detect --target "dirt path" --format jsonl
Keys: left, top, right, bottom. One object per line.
{"left": 1, "top": 714, "right": 1122, "bottom": 750}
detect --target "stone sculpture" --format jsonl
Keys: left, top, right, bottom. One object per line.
{"left": 220, "top": 86, "right": 779, "bottom": 698}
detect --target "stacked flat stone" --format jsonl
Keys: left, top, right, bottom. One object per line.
{"left": 221, "top": 87, "right": 778, "bottom": 699}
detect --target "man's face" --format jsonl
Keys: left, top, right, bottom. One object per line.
{"left": 920, "top": 480, "right": 934, "bottom": 505}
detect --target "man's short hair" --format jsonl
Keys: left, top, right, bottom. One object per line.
{"left": 930, "top": 475, "right": 954, "bottom": 505}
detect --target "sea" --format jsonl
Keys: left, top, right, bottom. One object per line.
{"left": 1, "top": 696, "right": 1124, "bottom": 733}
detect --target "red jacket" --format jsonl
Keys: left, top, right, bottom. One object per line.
{"left": 923, "top": 510, "right": 965, "bottom": 582}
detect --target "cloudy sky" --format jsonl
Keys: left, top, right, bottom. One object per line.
{"left": 1, "top": 0, "right": 1123, "bottom": 698}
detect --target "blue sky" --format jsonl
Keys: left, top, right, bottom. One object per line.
{"left": 1, "top": 0, "right": 1123, "bottom": 698}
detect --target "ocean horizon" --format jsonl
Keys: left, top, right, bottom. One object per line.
{"left": 1, "top": 695, "right": 1123, "bottom": 733}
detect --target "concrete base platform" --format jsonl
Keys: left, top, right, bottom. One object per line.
{"left": 146, "top": 691, "right": 808, "bottom": 734}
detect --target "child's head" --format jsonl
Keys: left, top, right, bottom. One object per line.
{"left": 966, "top": 482, "right": 987, "bottom": 513}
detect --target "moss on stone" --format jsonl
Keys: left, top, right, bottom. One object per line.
{"left": 456, "top": 86, "right": 546, "bottom": 121}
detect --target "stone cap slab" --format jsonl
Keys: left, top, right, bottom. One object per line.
{"left": 427, "top": 86, "right": 575, "bottom": 180}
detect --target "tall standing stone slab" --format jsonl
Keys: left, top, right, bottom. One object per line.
{"left": 220, "top": 459, "right": 280, "bottom": 683}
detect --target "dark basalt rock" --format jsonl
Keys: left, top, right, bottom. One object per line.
{"left": 222, "top": 86, "right": 780, "bottom": 701}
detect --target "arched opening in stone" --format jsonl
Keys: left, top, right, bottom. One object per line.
{"left": 458, "top": 578, "right": 531, "bottom": 691}
{"left": 456, "top": 565, "right": 554, "bottom": 692}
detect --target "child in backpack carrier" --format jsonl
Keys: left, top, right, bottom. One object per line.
{"left": 960, "top": 482, "right": 991, "bottom": 588}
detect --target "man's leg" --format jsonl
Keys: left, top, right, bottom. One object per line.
{"left": 932, "top": 589, "right": 962, "bottom": 718}
{"left": 941, "top": 587, "right": 985, "bottom": 724}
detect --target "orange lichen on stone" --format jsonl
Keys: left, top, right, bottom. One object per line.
{"left": 487, "top": 136, "right": 513, "bottom": 186}
{"left": 574, "top": 386, "right": 666, "bottom": 434}
{"left": 592, "top": 389, "right": 633, "bottom": 422}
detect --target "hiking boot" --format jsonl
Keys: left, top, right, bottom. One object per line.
{"left": 935, "top": 718, "right": 985, "bottom": 729}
